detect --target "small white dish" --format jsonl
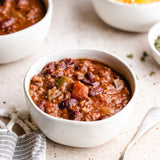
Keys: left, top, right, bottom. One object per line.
{"left": 92, "top": 0, "right": 160, "bottom": 32}
{"left": 148, "top": 22, "right": 160, "bottom": 65}
{"left": 24, "top": 49, "right": 137, "bottom": 148}
{"left": 0, "top": 0, "right": 52, "bottom": 64}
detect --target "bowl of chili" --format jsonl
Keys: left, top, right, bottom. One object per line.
{"left": 24, "top": 49, "right": 137, "bottom": 147}
{"left": 0, "top": 0, "right": 52, "bottom": 64}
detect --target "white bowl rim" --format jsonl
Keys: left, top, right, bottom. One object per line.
{"left": 0, "top": 0, "right": 52, "bottom": 38}
{"left": 148, "top": 22, "right": 160, "bottom": 56}
{"left": 24, "top": 49, "right": 138, "bottom": 126}
{"left": 99, "top": 0, "right": 160, "bottom": 7}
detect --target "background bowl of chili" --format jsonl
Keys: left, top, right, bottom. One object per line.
{"left": 92, "top": 0, "right": 160, "bottom": 32}
{"left": 0, "top": 0, "right": 52, "bottom": 64}
{"left": 24, "top": 49, "right": 137, "bottom": 147}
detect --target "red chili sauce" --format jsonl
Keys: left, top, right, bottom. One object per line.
{"left": 0, "top": 0, "right": 46, "bottom": 35}
{"left": 29, "top": 58, "right": 131, "bottom": 121}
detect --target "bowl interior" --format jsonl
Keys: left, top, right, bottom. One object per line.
{"left": 42, "top": 0, "right": 50, "bottom": 19}
{"left": 24, "top": 49, "right": 137, "bottom": 122}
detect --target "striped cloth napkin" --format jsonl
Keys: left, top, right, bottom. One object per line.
{"left": 0, "top": 108, "right": 46, "bottom": 160}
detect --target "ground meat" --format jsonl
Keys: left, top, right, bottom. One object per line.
{"left": 29, "top": 58, "right": 131, "bottom": 121}
{"left": 0, "top": 0, "right": 46, "bottom": 35}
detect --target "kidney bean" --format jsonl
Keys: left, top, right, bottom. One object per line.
{"left": 89, "top": 87, "right": 103, "bottom": 97}
{"left": 90, "top": 81, "right": 100, "bottom": 87}
{"left": 81, "top": 72, "right": 99, "bottom": 86}
{"left": 86, "top": 72, "right": 95, "bottom": 81}
{"left": 43, "top": 68, "right": 55, "bottom": 75}
{"left": 58, "top": 61, "right": 66, "bottom": 69}
{"left": 81, "top": 79, "right": 91, "bottom": 85}
{"left": 57, "top": 59, "right": 74, "bottom": 69}
{"left": 0, "top": 18, "right": 15, "bottom": 29}
{"left": 47, "top": 83, "right": 54, "bottom": 89}
{"left": 46, "top": 62, "right": 55, "bottom": 68}
{"left": 59, "top": 98, "right": 77, "bottom": 110}
{"left": 78, "top": 65, "right": 88, "bottom": 72}
{"left": 81, "top": 78, "right": 99, "bottom": 87}
{"left": 42, "top": 62, "right": 55, "bottom": 75}
{"left": 68, "top": 98, "right": 77, "bottom": 106}
{"left": 69, "top": 110, "right": 82, "bottom": 121}
{"left": 38, "top": 100, "right": 45, "bottom": 111}
{"left": 65, "top": 58, "right": 74, "bottom": 66}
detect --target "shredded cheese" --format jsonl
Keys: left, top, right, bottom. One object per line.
{"left": 115, "top": 0, "right": 160, "bottom": 4}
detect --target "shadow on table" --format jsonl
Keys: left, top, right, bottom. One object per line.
{"left": 72, "top": 0, "right": 139, "bottom": 35}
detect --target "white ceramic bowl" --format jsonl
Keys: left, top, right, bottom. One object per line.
{"left": 148, "top": 22, "right": 160, "bottom": 65}
{"left": 0, "top": 0, "right": 52, "bottom": 64}
{"left": 92, "top": 0, "right": 160, "bottom": 32}
{"left": 24, "top": 49, "right": 137, "bottom": 147}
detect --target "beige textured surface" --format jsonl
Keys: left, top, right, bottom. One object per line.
{"left": 0, "top": 0, "right": 160, "bottom": 159}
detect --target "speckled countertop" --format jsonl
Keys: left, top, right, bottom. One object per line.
{"left": 1, "top": 0, "right": 160, "bottom": 159}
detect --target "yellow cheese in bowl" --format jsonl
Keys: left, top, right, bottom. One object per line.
{"left": 115, "top": 0, "right": 160, "bottom": 4}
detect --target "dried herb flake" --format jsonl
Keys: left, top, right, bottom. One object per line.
{"left": 155, "top": 36, "right": 160, "bottom": 52}
{"left": 127, "top": 54, "right": 133, "bottom": 59}
{"left": 150, "top": 71, "right": 155, "bottom": 76}
{"left": 141, "top": 57, "right": 145, "bottom": 62}
{"left": 143, "top": 51, "right": 148, "bottom": 57}
{"left": 140, "top": 51, "right": 148, "bottom": 62}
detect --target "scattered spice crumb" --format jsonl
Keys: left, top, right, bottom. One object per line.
{"left": 156, "top": 127, "right": 159, "bottom": 130}
{"left": 54, "top": 153, "right": 57, "bottom": 158}
{"left": 127, "top": 54, "right": 133, "bottom": 59}
{"left": 3, "top": 101, "right": 6, "bottom": 104}
{"left": 150, "top": 71, "right": 155, "bottom": 76}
